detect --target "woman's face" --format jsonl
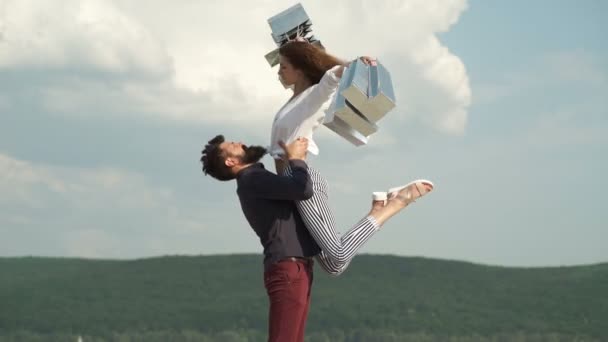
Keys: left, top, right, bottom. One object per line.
{"left": 278, "top": 55, "right": 301, "bottom": 87}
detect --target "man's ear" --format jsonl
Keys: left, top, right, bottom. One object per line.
{"left": 225, "top": 157, "right": 237, "bottom": 168}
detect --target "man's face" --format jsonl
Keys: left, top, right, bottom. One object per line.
{"left": 220, "top": 141, "right": 267, "bottom": 167}
{"left": 220, "top": 141, "right": 246, "bottom": 159}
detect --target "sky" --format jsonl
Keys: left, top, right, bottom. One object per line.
{"left": 1, "top": 0, "right": 606, "bottom": 267}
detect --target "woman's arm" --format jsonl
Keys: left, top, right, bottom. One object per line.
{"left": 293, "top": 56, "right": 377, "bottom": 120}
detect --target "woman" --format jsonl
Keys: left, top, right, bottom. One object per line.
{"left": 270, "top": 40, "right": 434, "bottom": 275}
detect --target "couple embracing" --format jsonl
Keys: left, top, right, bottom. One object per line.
{"left": 201, "top": 40, "right": 434, "bottom": 342}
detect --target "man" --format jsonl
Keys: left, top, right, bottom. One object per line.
{"left": 201, "top": 135, "right": 318, "bottom": 342}
{"left": 201, "top": 134, "right": 434, "bottom": 340}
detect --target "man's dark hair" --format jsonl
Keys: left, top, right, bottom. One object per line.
{"left": 201, "top": 135, "right": 235, "bottom": 181}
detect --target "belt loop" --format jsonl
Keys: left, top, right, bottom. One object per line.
{"left": 280, "top": 256, "right": 313, "bottom": 265}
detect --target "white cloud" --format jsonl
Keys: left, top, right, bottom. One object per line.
{"left": 0, "top": 0, "right": 471, "bottom": 133}
{"left": 0, "top": 152, "right": 209, "bottom": 258}
{"left": 0, "top": 152, "right": 167, "bottom": 210}
{"left": 2, "top": 1, "right": 607, "bottom": 267}
{"left": 0, "top": 0, "right": 171, "bottom": 77}
{"left": 127, "top": 0, "right": 472, "bottom": 132}
{"left": 309, "top": 0, "right": 472, "bottom": 133}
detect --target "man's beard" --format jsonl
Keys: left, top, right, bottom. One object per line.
{"left": 241, "top": 145, "right": 267, "bottom": 164}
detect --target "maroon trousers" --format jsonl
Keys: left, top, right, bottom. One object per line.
{"left": 264, "top": 258, "right": 314, "bottom": 342}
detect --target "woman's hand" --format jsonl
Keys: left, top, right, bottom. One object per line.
{"left": 344, "top": 56, "right": 377, "bottom": 68}
{"left": 335, "top": 65, "right": 345, "bottom": 78}
{"left": 359, "top": 56, "right": 377, "bottom": 66}
{"left": 336, "top": 56, "right": 377, "bottom": 78}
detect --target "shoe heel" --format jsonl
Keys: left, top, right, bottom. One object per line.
{"left": 372, "top": 192, "right": 387, "bottom": 201}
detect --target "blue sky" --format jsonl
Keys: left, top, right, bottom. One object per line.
{"left": 1, "top": 0, "right": 606, "bottom": 266}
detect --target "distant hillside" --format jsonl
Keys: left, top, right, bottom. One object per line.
{"left": 1, "top": 255, "right": 606, "bottom": 342}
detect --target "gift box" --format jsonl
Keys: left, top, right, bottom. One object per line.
{"left": 322, "top": 58, "right": 397, "bottom": 146}
{"left": 264, "top": 3, "right": 323, "bottom": 67}
{"left": 340, "top": 59, "right": 370, "bottom": 113}
{"left": 324, "top": 115, "right": 369, "bottom": 146}
{"left": 325, "top": 91, "right": 378, "bottom": 137}
{"left": 268, "top": 4, "right": 310, "bottom": 45}
{"left": 340, "top": 59, "right": 396, "bottom": 123}
{"left": 364, "top": 62, "right": 396, "bottom": 122}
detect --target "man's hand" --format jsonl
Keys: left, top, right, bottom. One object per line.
{"left": 279, "top": 137, "right": 308, "bottom": 161}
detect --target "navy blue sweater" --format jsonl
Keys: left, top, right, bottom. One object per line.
{"left": 236, "top": 160, "right": 320, "bottom": 270}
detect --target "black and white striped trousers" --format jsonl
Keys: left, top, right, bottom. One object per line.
{"left": 283, "top": 166, "right": 379, "bottom": 276}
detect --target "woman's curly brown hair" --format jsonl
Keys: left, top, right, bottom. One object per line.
{"left": 279, "top": 41, "right": 344, "bottom": 85}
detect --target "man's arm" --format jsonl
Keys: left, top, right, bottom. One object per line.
{"left": 241, "top": 159, "right": 313, "bottom": 201}
{"left": 242, "top": 138, "right": 313, "bottom": 201}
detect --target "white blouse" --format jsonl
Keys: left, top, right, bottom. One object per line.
{"left": 269, "top": 65, "right": 342, "bottom": 159}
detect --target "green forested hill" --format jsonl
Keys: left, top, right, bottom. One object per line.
{"left": 0, "top": 254, "right": 606, "bottom": 342}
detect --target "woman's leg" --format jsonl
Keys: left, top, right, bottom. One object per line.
{"left": 315, "top": 251, "right": 351, "bottom": 276}
{"left": 283, "top": 166, "right": 379, "bottom": 275}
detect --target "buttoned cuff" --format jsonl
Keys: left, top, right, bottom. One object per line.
{"left": 325, "top": 65, "right": 342, "bottom": 83}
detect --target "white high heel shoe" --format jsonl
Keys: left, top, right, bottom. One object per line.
{"left": 372, "top": 179, "right": 434, "bottom": 204}
{"left": 387, "top": 179, "right": 434, "bottom": 204}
